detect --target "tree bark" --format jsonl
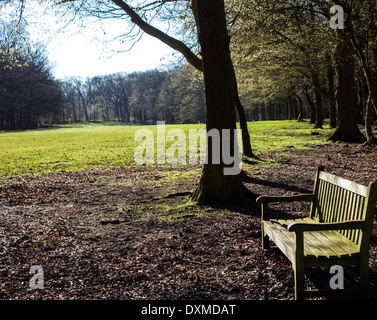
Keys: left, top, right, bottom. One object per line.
{"left": 287, "top": 94, "right": 294, "bottom": 119}
{"left": 365, "top": 95, "right": 375, "bottom": 143}
{"left": 326, "top": 55, "right": 337, "bottom": 128}
{"left": 293, "top": 96, "right": 299, "bottom": 120}
{"left": 235, "top": 94, "right": 255, "bottom": 158}
{"left": 314, "top": 89, "right": 323, "bottom": 129}
{"left": 328, "top": 31, "right": 365, "bottom": 143}
{"left": 304, "top": 85, "right": 315, "bottom": 124}
{"left": 343, "top": 9, "right": 377, "bottom": 142}
{"left": 189, "top": 0, "right": 254, "bottom": 205}
{"left": 311, "top": 72, "right": 323, "bottom": 129}
{"left": 192, "top": 0, "right": 255, "bottom": 158}
{"left": 296, "top": 95, "right": 304, "bottom": 121}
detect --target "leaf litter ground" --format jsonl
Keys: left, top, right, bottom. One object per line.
{"left": 0, "top": 143, "right": 377, "bottom": 300}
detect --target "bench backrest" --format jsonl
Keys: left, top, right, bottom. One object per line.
{"left": 310, "top": 166, "right": 377, "bottom": 248}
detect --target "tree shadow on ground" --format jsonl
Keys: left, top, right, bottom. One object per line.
{"left": 190, "top": 172, "right": 314, "bottom": 218}
{"left": 241, "top": 172, "right": 312, "bottom": 195}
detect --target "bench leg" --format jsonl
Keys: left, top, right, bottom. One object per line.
{"left": 293, "top": 232, "right": 305, "bottom": 300}
{"left": 261, "top": 227, "right": 270, "bottom": 250}
{"left": 294, "top": 262, "right": 305, "bottom": 300}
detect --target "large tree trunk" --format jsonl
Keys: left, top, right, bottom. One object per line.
{"left": 344, "top": 11, "right": 377, "bottom": 143}
{"left": 192, "top": 0, "right": 255, "bottom": 159}
{"left": 190, "top": 0, "right": 254, "bottom": 205}
{"left": 329, "top": 31, "right": 365, "bottom": 143}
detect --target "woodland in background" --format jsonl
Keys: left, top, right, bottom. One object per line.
{"left": 0, "top": 20, "right": 62, "bottom": 130}
{"left": 1, "top": 0, "right": 376, "bottom": 142}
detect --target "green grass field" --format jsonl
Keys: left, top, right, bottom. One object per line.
{"left": 0, "top": 120, "right": 333, "bottom": 179}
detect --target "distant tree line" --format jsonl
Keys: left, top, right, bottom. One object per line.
{"left": 0, "top": 20, "right": 63, "bottom": 131}
{"left": 58, "top": 66, "right": 206, "bottom": 126}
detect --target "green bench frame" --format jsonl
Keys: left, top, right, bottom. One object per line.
{"left": 256, "top": 166, "right": 377, "bottom": 300}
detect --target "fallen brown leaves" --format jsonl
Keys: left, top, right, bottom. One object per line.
{"left": 0, "top": 143, "right": 376, "bottom": 300}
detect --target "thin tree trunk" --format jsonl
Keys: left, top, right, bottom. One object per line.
{"left": 293, "top": 97, "right": 299, "bottom": 120}
{"left": 314, "top": 90, "right": 323, "bottom": 129}
{"left": 365, "top": 95, "right": 375, "bottom": 143}
{"left": 287, "top": 94, "right": 294, "bottom": 119}
{"left": 235, "top": 95, "right": 256, "bottom": 158}
{"left": 327, "top": 55, "right": 337, "bottom": 128}
{"left": 296, "top": 95, "right": 304, "bottom": 121}
{"left": 363, "top": 72, "right": 376, "bottom": 143}
{"left": 304, "top": 87, "right": 316, "bottom": 124}
{"left": 312, "top": 73, "right": 323, "bottom": 129}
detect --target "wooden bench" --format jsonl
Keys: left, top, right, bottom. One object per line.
{"left": 256, "top": 166, "right": 377, "bottom": 300}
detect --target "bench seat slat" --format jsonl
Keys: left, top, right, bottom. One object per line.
{"left": 273, "top": 218, "right": 335, "bottom": 258}
{"left": 302, "top": 231, "right": 340, "bottom": 258}
{"left": 263, "top": 220, "right": 296, "bottom": 262}
{"left": 265, "top": 219, "right": 360, "bottom": 259}
{"left": 315, "top": 230, "right": 359, "bottom": 257}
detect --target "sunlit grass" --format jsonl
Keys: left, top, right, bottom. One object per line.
{"left": 247, "top": 120, "right": 332, "bottom": 153}
{"left": 0, "top": 120, "right": 333, "bottom": 179}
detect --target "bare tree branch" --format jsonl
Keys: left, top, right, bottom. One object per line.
{"left": 110, "top": 0, "right": 203, "bottom": 72}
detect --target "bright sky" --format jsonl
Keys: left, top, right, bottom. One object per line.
{"left": 23, "top": 2, "right": 176, "bottom": 80}
{"left": 47, "top": 31, "right": 175, "bottom": 80}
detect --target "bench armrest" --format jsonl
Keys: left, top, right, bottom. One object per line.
{"left": 256, "top": 194, "right": 315, "bottom": 204}
{"left": 257, "top": 194, "right": 315, "bottom": 221}
{"left": 288, "top": 220, "right": 365, "bottom": 232}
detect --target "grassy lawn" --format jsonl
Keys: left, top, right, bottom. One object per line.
{"left": 0, "top": 120, "right": 333, "bottom": 179}
{"left": 247, "top": 120, "right": 332, "bottom": 152}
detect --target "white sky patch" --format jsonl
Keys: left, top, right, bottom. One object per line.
{"left": 18, "top": 1, "right": 176, "bottom": 79}
{"left": 47, "top": 30, "right": 175, "bottom": 79}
